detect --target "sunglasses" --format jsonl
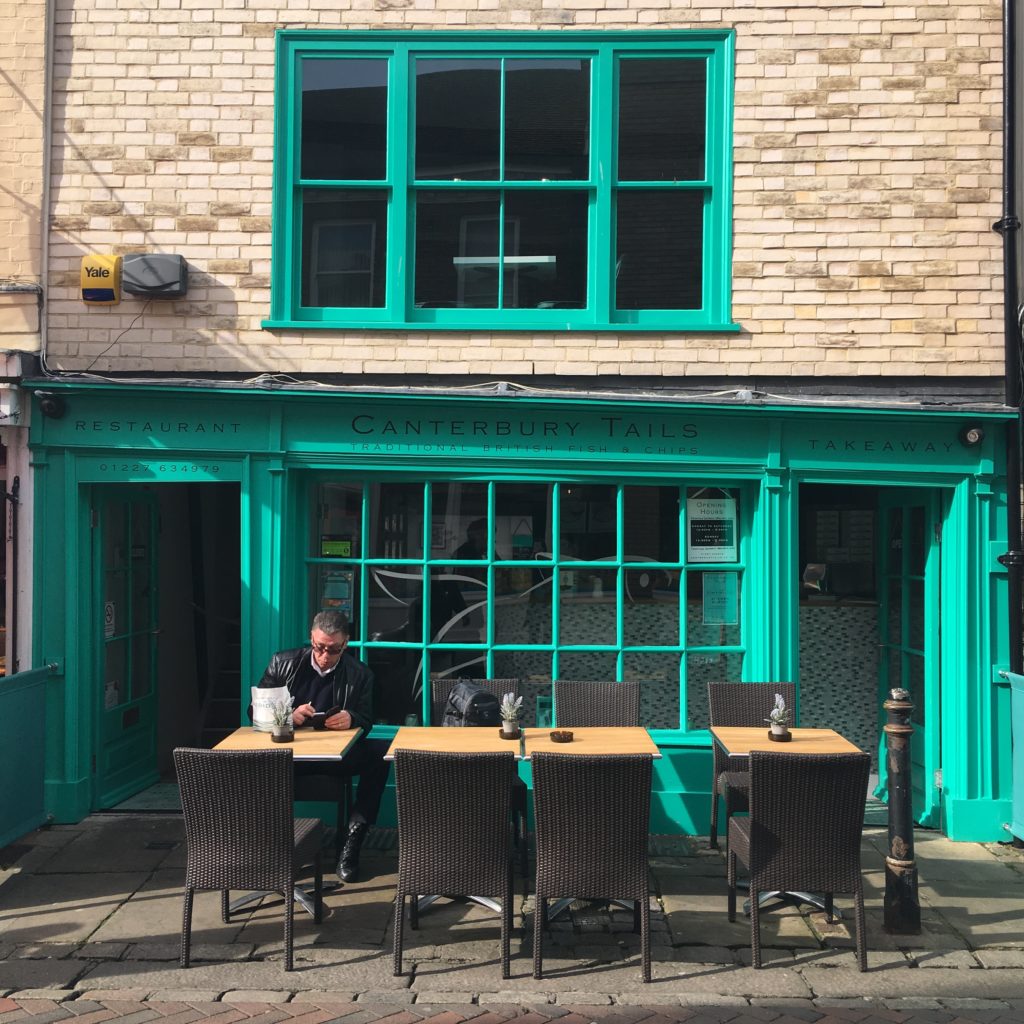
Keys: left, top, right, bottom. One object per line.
{"left": 312, "top": 642, "right": 345, "bottom": 656}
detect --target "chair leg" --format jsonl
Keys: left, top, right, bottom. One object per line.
{"left": 533, "top": 896, "right": 545, "bottom": 979}
{"left": 284, "top": 887, "right": 295, "bottom": 972}
{"left": 854, "top": 880, "right": 867, "bottom": 972}
{"left": 727, "top": 850, "right": 737, "bottom": 922}
{"left": 749, "top": 879, "right": 761, "bottom": 969}
{"left": 517, "top": 810, "right": 529, "bottom": 878}
{"left": 180, "top": 888, "right": 194, "bottom": 968}
{"left": 221, "top": 889, "right": 230, "bottom": 923}
{"left": 409, "top": 892, "right": 419, "bottom": 930}
{"left": 502, "top": 867, "right": 512, "bottom": 980}
{"left": 640, "top": 890, "right": 651, "bottom": 983}
{"left": 709, "top": 777, "right": 719, "bottom": 849}
{"left": 824, "top": 892, "right": 834, "bottom": 922}
{"left": 632, "top": 897, "right": 641, "bottom": 934}
{"left": 313, "top": 851, "right": 324, "bottom": 925}
{"left": 392, "top": 894, "right": 405, "bottom": 976}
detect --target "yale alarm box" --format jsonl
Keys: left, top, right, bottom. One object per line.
{"left": 122, "top": 253, "right": 188, "bottom": 298}
{"left": 81, "top": 254, "right": 122, "bottom": 305}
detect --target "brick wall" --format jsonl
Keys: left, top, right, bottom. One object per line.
{"left": 0, "top": 0, "right": 45, "bottom": 348}
{"left": 40, "top": 0, "right": 1004, "bottom": 379}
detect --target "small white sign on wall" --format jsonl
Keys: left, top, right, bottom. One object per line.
{"left": 104, "top": 601, "right": 116, "bottom": 639}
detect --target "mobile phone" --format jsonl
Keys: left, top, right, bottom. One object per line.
{"left": 313, "top": 705, "right": 342, "bottom": 730}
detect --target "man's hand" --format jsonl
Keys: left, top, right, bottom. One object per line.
{"left": 292, "top": 703, "right": 316, "bottom": 727}
{"left": 326, "top": 709, "right": 353, "bottom": 731}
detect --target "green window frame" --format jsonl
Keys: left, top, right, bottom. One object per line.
{"left": 303, "top": 477, "right": 751, "bottom": 740}
{"left": 267, "top": 30, "right": 737, "bottom": 333}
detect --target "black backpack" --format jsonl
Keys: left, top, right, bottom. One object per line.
{"left": 442, "top": 681, "right": 501, "bottom": 727}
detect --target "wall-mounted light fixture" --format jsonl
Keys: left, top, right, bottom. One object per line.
{"left": 37, "top": 392, "right": 66, "bottom": 420}
{"left": 958, "top": 424, "right": 985, "bottom": 447}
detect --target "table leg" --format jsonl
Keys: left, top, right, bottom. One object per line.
{"left": 228, "top": 883, "right": 339, "bottom": 918}
{"left": 546, "top": 897, "right": 634, "bottom": 921}
{"left": 415, "top": 894, "right": 503, "bottom": 914}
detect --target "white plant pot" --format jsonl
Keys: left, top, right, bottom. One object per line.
{"left": 770, "top": 723, "right": 788, "bottom": 736}
{"left": 502, "top": 720, "right": 518, "bottom": 736}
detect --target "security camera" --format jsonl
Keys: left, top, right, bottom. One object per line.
{"left": 37, "top": 392, "right": 66, "bottom": 420}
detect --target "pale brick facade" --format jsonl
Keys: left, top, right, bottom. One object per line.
{"left": 0, "top": 0, "right": 45, "bottom": 348}
{"left": 26, "top": 1, "right": 1007, "bottom": 379}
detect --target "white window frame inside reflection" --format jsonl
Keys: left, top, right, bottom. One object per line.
{"left": 306, "top": 479, "right": 747, "bottom": 730}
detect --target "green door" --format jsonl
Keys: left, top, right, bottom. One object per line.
{"left": 94, "top": 488, "right": 160, "bottom": 807}
{"left": 877, "top": 490, "right": 940, "bottom": 827}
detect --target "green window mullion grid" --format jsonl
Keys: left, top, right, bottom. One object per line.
{"left": 389, "top": 46, "right": 410, "bottom": 318}
{"left": 592, "top": 47, "right": 615, "bottom": 322}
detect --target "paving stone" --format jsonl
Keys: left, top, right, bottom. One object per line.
{"left": 409, "top": 993, "right": 477, "bottom": 1004}
{"left": 144, "top": 992, "right": 224, "bottom": 1003}
{"left": 803, "top": 966, "right": 1024, "bottom": 1000}
{"left": 476, "top": 993, "right": 552, "bottom": 1005}
{"left": 974, "top": 950, "right": 1024, "bottom": 968}
{"left": 35, "top": 823, "right": 183, "bottom": 877}
{"left": 549, "top": 994, "right": 614, "bottom": 1006}
{"left": 910, "top": 950, "right": 980, "bottom": 968}
{"left": 7, "top": 989, "right": 77, "bottom": 1001}
{"left": 72, "top": 992, "right": 154, "bottom": 1003}
{"left": 353, "top": 994, "right": 416, "bottom": 1005}
{"left": 69, "top": 947, "right": 128, "bottom": 963}
{"left": 0, "top": 962, "right": 85, "bottom": 990}
{"left": 221, "top": 992, "right": 293, "bottom": 1003}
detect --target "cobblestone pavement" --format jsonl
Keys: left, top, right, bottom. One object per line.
{"left": 3, "top": 815, "right": 1024, "bottom": 1023}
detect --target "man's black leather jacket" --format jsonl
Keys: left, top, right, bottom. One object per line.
{"left": 255, "top": 646, "right": 374, "bottom": 734}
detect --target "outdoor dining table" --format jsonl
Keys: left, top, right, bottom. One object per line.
{"left": 709, "top": 725, "right": 864, "bottom": 916}
{"left": 212, "top": 725, "right": 364, "bottom": 911}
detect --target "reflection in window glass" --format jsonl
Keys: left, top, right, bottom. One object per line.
{"left": 494, "top": 568, "right": 552, "bottom": 645}
{"left": 616, "top": 190, "right": 703, "bottom": 310}
{"left": 560, "top": 483, "right": 616, "bottom": 560}
{"left": 557, "top": 651, "right": 618, "bottom": 684}
{"left": 687, "top": 571, "right": 741, "bottom": 647}
{"left": 369, "top": 483, "right": 423, "bottom": 558}
{"left": 311, "top": 566, "right": 359, "bottom": 636}
{"left": 415, "top": 59, "right": 500, "bottom": 180}
{"left": 623, "top": 652, "right": 681, "bottom": 729}
{"left": 301, "top": 58, "right": 388, "bottom": 181}
{"left": 686, "top": 651, "right": 743, "bottom": 730}
{"left": 367, "top": 565, "right": 422, "bottom": 641}
{"left": 505, "top": 59, "right": 590, "bottom": 181}
{"left": 302, "top": 190, "right": 387, "bottom": 308}
{"left": 559, "top": 570, "right": 615, "bottom": 645}
{"left": 623, "top": 579, "right": 678, "bottom": 646}
{"left": 366, "top": 646, "right": 422, "bottom": 725}
{"left": 496, "top": 481, "right": 552, "bottom": 559}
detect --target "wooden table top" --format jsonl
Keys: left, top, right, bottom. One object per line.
{"left": 710, "top": 726, "right": 862, "bottom": 756}
{"left": 523, "top": 726, "right": 662, "bottom": 760}
{"left": 385, "top": 725, "right": 661, "bottom": 760}
{"left": 214, "top": 725, "right": 363, "bottom": 760}
{"left": 384, "top": 726, "right": 522, "bottom": 759}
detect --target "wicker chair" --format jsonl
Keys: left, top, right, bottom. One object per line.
{"left": 432, "top": 676, "right": 529, "bottom": 877}
{"left": 174, "top": 747, "right": 324, "bottom": 972}
{"left": 727, "top": 750, "right": 871, "bottom": 970}
{"left": 707, "top": 681, "right": 797, "bottom": 849}
{"left": 532, "top": 752, "right": 653, "bottom": 982}
{"left": 553, "top": 680, "right": 641, "bottom": 727}
{"left": 392, "top": 749, "right": 516, "bottom": 978}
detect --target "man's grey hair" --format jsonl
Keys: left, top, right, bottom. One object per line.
{"left": 312, "top": 610, "right": 350, "bottom": 637}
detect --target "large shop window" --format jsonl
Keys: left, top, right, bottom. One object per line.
{"left": 268, "top": 31, "right": 736, "bottom": 332}
{"left": 306, "top": 481, "right": 746, "bottom": 730}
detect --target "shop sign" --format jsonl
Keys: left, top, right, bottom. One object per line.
{"left": 686, "top": 496, "right": 737, "bottom": 563}
{"left": 702, "top": 571, "right": 738, "bottom": 625}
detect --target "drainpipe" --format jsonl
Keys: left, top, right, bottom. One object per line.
{"left": 995, "top": 0, "right": 1024, "bottom": 675}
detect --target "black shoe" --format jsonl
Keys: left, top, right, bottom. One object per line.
{"left": 337, "top": 822, "right": 369, "bottom": 882}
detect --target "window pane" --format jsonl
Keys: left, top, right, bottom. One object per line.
{"left": 560, "top": 577, "right": 615, "bottom": 644}
{"left": 415, "top": 190, "right": 500, "bottom": 308}
{"left": 505, "top": 59, "right": 590, "bottom": 181}
{"left": 367, "top": 565, "right": 422, "bottom": 641}
{"left": 686, "top": 651, "right": 743, "bottom": 730}
{"left": 369, "top": 483, "right": 423, "bottom": 558}
{"left": 618, "top": 58, "right": 706, "bottom": 181}
{"left": 432, "top": 565, "right": 487, "bottom": 643}
{"left": 367, "top": 646, "right": 420, "bottom": 724}
{"left": 494, "top": 656, "right": 554, "bottom": 714}
{"left": 624, "top": 485, "right": 679, "bottom": 562}
{"left": 616, "top": 190, "right": 703, "bottom": 310}
{"left": 495, "top": 567, "right": 552, "bottom": 645}
{"left": 623, "top": 652, "right": 680, "bottom": 729}
{"left": 496, "top": 481, "right": 551, "bottom": 559}
{"left": 301, "top": 58, "right": 388, "bottom": 180}
{"left": 416, "top": 59, "right": 499, "bottom": 180}
{"left": 302, "top": 190, "right": 387, "bottom": 307}
{"left": 131, "top": 633, "right": 153, "bottom": 701}
{"left": 624, "top": 584, "right": 678, "bottom": 646}
{"left": 504, "top": 191, "right": 588, "bottom": 309}
{"left": 314, "top": 483, "right": 362, "bottom": 559}
{"left": 432, "top": 482, "right": 488, "bottom": 558}
{"left": 687, "top": 571, "right": 741, "bottom": 646}
{"left": 312, "top": 566, "right": 358, "bottom": 633}
{"left": 556, "top": 651, "right": 617, "bottom": 682}
{"left": 560, "top": 482, "right": 616, "bottom": 560}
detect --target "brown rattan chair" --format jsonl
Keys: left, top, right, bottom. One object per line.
{"left": 432, "top": 676, "right": 529, "bottom": 877}
{"left": 174, "top": 746, "right": 324, "bottom": 972}
{"left": 392, "top": 748, "right": 516, "bottom": 978}
{"left": 707, "top": 681, "right": 796, "bottom": 849}
{"left": 727, "top": 750, "right": 871, "bottom": 970}
{"left": 553, "top": 679, "right": 641, "bottom": 727}
{"left": 532, "top": 752, "right": 653, "bottom": 982}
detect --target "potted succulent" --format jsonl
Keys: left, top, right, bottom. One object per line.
{"left": 765, "top": 692, "right": 790, "bottom": 740}
{"left": 270, "top": 697, "right": 295, "bottom": 743}
{"left": 499, "top": 692, "right": 523, "bottom": 738}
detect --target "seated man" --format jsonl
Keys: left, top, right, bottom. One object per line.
{"left": 254, "top": 610, "right": 390, "bottom": 882}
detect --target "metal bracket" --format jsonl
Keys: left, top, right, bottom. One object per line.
{"left": 994, "top": 215, "right": 1022, "bottom": 234}
{"left": 998, "top": 550, "right": 1024, "bottom": 568}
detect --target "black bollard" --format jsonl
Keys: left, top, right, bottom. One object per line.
{"left": 883, "top": 687, "right": 921, "bottom": 933}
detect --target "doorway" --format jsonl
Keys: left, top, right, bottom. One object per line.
{"left": 92, "top": 481, "right": 241, "bottom": 811}
{"left": 797, "top": 483, "right": 940, "bottom": 826}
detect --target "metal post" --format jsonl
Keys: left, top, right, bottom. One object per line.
{"left": 883, "top": 687, "right": 920, "bottom": 933}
